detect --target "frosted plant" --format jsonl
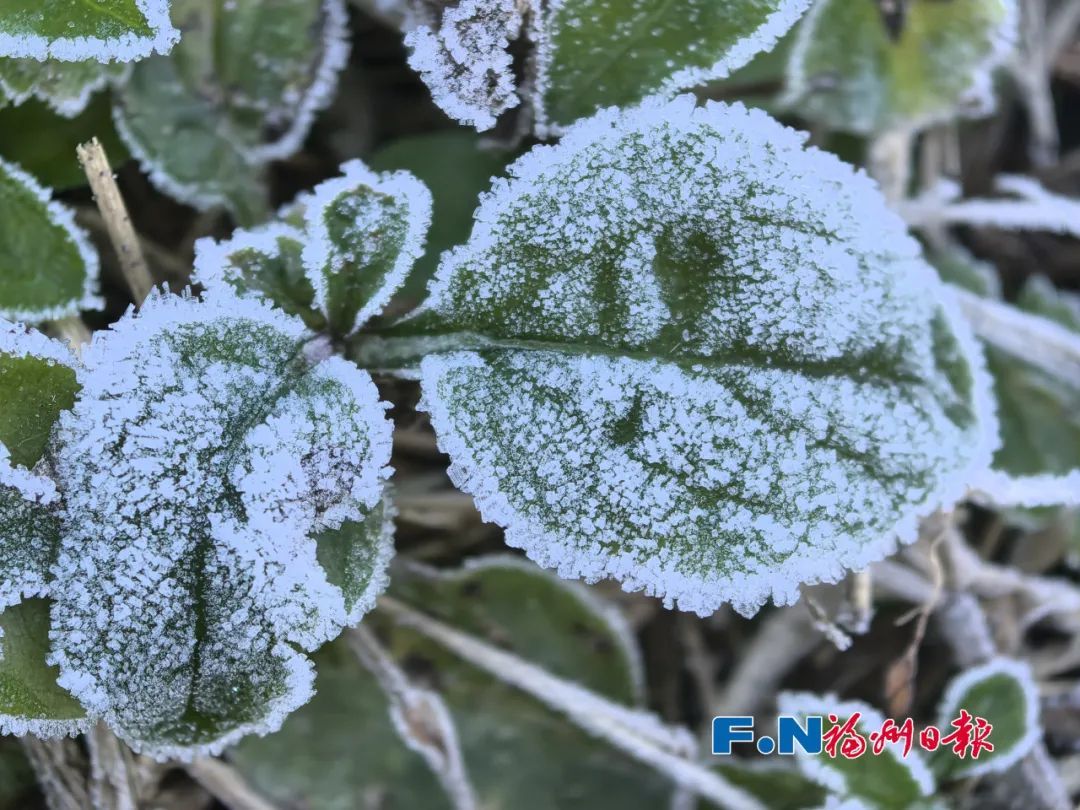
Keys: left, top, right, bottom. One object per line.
{"left": 0, "top": 291, "right": 395, "bottom": 759}
{"left": 113, "top": 0, "right": 351, "bottom": 222}
{"left": 404, "top": 0, "right": 529, "bottom": 131}
{"left": 195, "top": 159, "right": 432, "bottom": 339}
{"left": 0, "top": 59, "right": 129, "bottom": 118}
{"left": 0, "top": 157, "right": 101, "bottom": 322}
{"left": 400, "top": 0, "right": 810, "bottom": 135}
{"left": 784, "top": 0, "right": 1017, "bottom": 134}
{"left": 361, "top": 95, "right": 998, "bottom": 616}
{"left": 0, "top": 0, "right": 178, "bottom": 63}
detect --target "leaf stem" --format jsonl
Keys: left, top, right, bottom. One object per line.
{"left": 76, "top": 138, "right": 155, "bottom": 306}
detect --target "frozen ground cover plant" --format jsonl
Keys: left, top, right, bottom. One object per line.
{"left": 0, "top": 292, "right": 396, "bottom": 758}
{"left": 359, "top": 95, "right": 998, "bottom": 616}
{"left": 0, "top": 0, "right": 178, "bottom": 62}
{"left": 402, "top": 0, "right": 812, "bottom": 134}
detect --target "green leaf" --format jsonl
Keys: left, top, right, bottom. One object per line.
{"left": 533, "top": 0, "right": 811, "bottom": 133}
{"left": 369, "top": 96, "right": 997, "bottom": 616}
{"left": 301, "top": 159, "right": 432, "bottom": 337}
{"left": 0, "top": 157, "right": 100, "bottom": 321}
{"left": 369, "top": 129, "right": 512, "bottom": 303}
{"left": 113, "top": 0, "right": 350, "bottom": 222}
{"left": 0, "top": 92, "right": 129, "bottom": 189}
{"left": 783, "top": 0, "right": 1016, "bottom": 134}
{"left": 0, "top": 57, "right": 127, "bottom": 117}
{"left": 779, "top": 692, "right": 935, "bottom": 809}
{"left": 0, "top": 0, "right": 177, "bottom": 62}
{"left": 932, "top": 657, "right": 1040, "bottom": 780}
{"left": 0, "top": 599, "right": 89, "bottom": 737}
{"left": 46, "top": 291, "right": 394, "bottom": 758}
{"left": 194, "top": 223, "right": 324, "bottom": 330}
{"left": 232, "top": 556, "right": 675, "bottom": 809}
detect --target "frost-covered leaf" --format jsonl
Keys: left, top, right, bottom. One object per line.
{"left": 0, "top": 158, "right": 100, "bottom": 321}
{"left": 932, "top": 657, "right": 1041, "bottom": 780}
{"left": 369, "top": 129, "right": 512, "bottom": 301}
{"left": 0, "top": 0, "right": 177, "bottom": 62}
{"left": 532, "top": 0, "right": 811, "bottom": 134}
{"left": 194, "top": 223, "right": 323, "bottom": 330}
{"left": 46, "top": 291, "right": 394, "bottom": 758}
{"left": 779, "top": 692, "right": 935, "bottom": 808}
{"left": 0, "top": 93, "right": 129, "bottom": 189}
{"left": 784, "top": 0, "right": 1016, "bottom": 134}
{"left": 301, "top": 159, "right": 432, "bottom": 337}
{"left": 405, "top": 0, "right": 526, "bottom": 131}
{"left": 0, "top": 324, "right": 87, "bottom": 738}
{"left": 232, "top": 556, "right": 675, "bottom": 809}
{"left": 0, "top": 600, "right": 89, "bottom": 738}
{"left": 368, "top": 96, "right": 997, "bottom": 616}
{"left": 113, "top": 0, "right": 350, "bottom": 221}
{"left": 0, "top": 58, "right": 128, "bottom": 117}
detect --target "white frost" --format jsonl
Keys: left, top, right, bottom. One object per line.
{"left": 0, "top": 157, "right": 102, "bottom": 322}
{"left": 302, "top": 159, "right": 433, "bottom": 335}
{"left": 0, "top": 0, "right": 178, "bottom": 63}
{"left": 47, "top": 290, "right": 393, "bottom": 758}
{"left": 404, "top": 0, "right": 526, "bottom": 131}
{"left": 409, "top": 95, "right": 999, "bottom": 616}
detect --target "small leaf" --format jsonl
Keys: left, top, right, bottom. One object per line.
{"left": 533, "top": 0, "right": 811, "bottom": 134}
{"left": 369, "top": 129, "right": 513, "bottom": 302}
{"left": 0, "top": 599, "right": 89, "bottom": 738}
{"left": 371, "top": 96, "right": 997, "bottom": 616}
{"left": 0, "top": 158, "right": 101, "bottom": 321}
{"left": 0, "top": 58, "right": 128, "bottom": 117}
{"left": 47, "top": 291, "right": 394, "bottom": 758}
{"left": 0, "top": 0, "right": 177, "bottom": 62}
{"left": 193, "top": 223, "right": 323, "bottom": 329}
{"left": 301, "top": 159, "right": 432, "bottom": 337}
{"left": 113, "top": 0, "right": 350, "bottom": 221}
{"left": 778, "top": 692, "right": 935, "bottom": 808}
{"left": 783, "top": 0, "right": 1016, "bottom": 134}
{"left": 404, "top": 0, "right": 526, "bottom": 131}
{"left": 231, "top": 556, "right": 675, "bottom": 809}
{"left": 932, "top": 657, "right": 1041, "bottom": 779}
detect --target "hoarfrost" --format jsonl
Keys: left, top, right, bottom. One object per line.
{"left": 403, "top": 95, "right": 998, "bottom": 615}
{"left": 302, "top": 159, "right": 433, "bottom": 335}
{"left": 0, "top": 0, "right": 178, "bottom": 63}
{"left": 404, "top": 0, "right": 527, "bottom": 130}
{"left": 47, "top": 291, "right": 394, "bottom": 758}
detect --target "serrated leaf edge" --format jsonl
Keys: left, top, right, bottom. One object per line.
{"left": 0, "top": 158, "right": 102, "bottom": 321}
{"left": 778, "top": 691, "right": 936, "bottom": 798}
{"left": 0, "top": 61, "right": 132, "bottom": 118}
{"left": 192, "top": 222, "right": 307, "bottom": 302}
{"left": 936, "top": 656, "right": 1041, "bottom": 778}
{"left": 0, "top": 0, "right": 179, "bottom": 63}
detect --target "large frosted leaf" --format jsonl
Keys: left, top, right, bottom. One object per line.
{"left": 47, "top": 291, "right": 394, "bottom": 758}
{"left": 231, "top": 556, "right": 676, "bottom": 809}
{"left": 532, "top": 0, "right": 811, "bottom": 134}
{"left": 783, "top": 0, "right": 1016, "bottom": 134}
{"left": 301, "top": 159, "right": 432, "bottom": 337}
{"left": 0, "top": 158, "right": 100, "bottom": 321}
{"left": 932, "top": 657, "right": 1040, "bottom": 779}
{"left": 0, "top": 323, "right": 87, "bottom": 737}
{"left": 0, "top": 0, "right": 177, "bottom": 62}
{"left": 369, "top": 96, "right": 997, "bottom": 616}
{"left": 779, "top": 692, "right": 935, "bottom": 808}
{"left": 0, "top": 58, "right": 128, "bottom": 117}
{"left": 113, "top": 0, "right": 350, "bottom": 221}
